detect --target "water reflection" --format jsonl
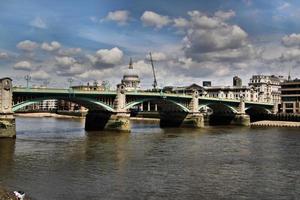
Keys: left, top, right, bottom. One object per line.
{"left": 0, "top": 117, "right": 299, "bottom": 200}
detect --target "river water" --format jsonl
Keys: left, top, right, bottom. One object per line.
{"left": 0, "top": 117, "right": 299, "bottom": 200}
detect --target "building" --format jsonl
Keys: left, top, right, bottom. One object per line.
{"left": 233, "top": 76, "right": 242, "bottom": 87}
{"left": 249, "top": 75, "right": 286, "bottom": 103}
{"left": 280, "top": 78, "right": 300, "bottom": 113}
{"left": 204, "top": 86, "right": 258, "bottom": 102}
{"left": 71, "top": 81, "right": 106, "bottom": 91}
{"left": 163, "top": 81, "right": 259, "bottom": 102}
{"left": 121, "top": 58, "right": 141, "bottom": 91}
{"left": 163, "top": 84, "right": 204, "bottom": 95}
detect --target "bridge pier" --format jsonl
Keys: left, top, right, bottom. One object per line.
{"left": 85, "top": 111, "right": 131, "bottom": 132}
{"left": 231, "top": 97, "right": 250, "bottom": 126}
{"left": 159, "top": 90, "right": 204, "bottom": 128}
{"left": 0, "top": 78, "right": 16, "bottom": 138}
{"left": 85, "top": 83, "right": 131, "bottom": 132}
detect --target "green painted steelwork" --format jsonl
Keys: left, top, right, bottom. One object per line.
{"left": 124, "top": 98, "right": 191, "bottom": 112}
{"left": 12, "top": 97, "right": 115, "bottom": 112}
{"left": 12, "top": 87, "right": 274, "bottom": 113}
{"left": 198, "top": 104, "right": 239, "bottom": 113}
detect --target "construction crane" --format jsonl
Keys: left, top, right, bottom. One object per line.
{"left": 149, "top": 52, "right": 158, "bottom": 90}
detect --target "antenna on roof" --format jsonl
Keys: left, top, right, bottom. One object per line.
{"left": 149, "top": 52, "right": 158, "bottom": 90}
{"left": 288, "top": 66, "right": 291, "bottom": 81}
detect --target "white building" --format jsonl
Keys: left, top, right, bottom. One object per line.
{"left": 204, "top": 86, "right": 259, "bottom": 102}
{"left": 248, "top": 75, "right": 286, "bottom": 104}
{"left": 121, "top": 58, "right": 141, "bottom": 91}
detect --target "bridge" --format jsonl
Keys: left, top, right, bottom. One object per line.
{"left": 0, "top": 77, "right": 274, "bottom": 138}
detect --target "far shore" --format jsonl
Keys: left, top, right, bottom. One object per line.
{"left": 251, "top": 120, "right": 300, "bottom": 128}
{"left": 14, "top": 112, "right": 84, "bottom": 119}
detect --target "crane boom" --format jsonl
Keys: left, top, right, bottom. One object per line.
{"left": 149, "top": 52, "right": 157, "bottom": 90}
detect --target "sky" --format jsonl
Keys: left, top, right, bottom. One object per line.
{"left": 1, "top": 0, "right": 300, "bottom": 88}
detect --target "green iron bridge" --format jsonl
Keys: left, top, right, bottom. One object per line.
{"left": 10, "top": 84, "right": 275, "bottom": 131}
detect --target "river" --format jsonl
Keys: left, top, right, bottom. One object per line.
{"left": 0, "top": 117, "right": 299, "bottom": 200}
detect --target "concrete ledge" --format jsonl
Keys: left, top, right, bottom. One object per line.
{"left": 251, "top": 120, "right": 300, "bottom": 128}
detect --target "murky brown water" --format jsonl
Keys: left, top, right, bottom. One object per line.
{"left": 0, "top": 117, "right": 300, "bottom": 200}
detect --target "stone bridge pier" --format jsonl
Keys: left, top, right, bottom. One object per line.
{"left": 231, "top": 97, "right": 250, "bottom": 126}
{"left": 0, "top": 78, "right": 16, "bottom": 138}
{"left": 85, "top": 84, "right": 131, "bottom": 132}
{"left": 160, "top": 90, "right": 204, "bottom": 128}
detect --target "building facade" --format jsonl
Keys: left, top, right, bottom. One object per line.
{"left": 248, "top": 75, "right": 286, "bottom": 104}
{"left": 280, "top": 79, "right": 300, "bottom": 113}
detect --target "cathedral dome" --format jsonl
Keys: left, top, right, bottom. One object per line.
{"left": 121, "top": 58, "right": 140, "bottom": 91}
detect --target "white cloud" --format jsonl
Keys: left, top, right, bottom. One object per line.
{"left": 55, "top": 56, "right": 76, "bottom": 66}
{"left": 41, "top": 41, "right": 61, "bottom": 51}
{"left": 173, "top": 17, "right": 189, "bottom": 29}
{"left": 187, "top": 11, "right": 220, "bottom": 29}
{"left": 141, "top": 11, "right": 171, "bottom": 29}
{"left": 89, "top": 47, "right": 123, "bottom": 68}
{"left": 31, "top": 70, "right": 50, "bottom": 80}
{"left": 104, "top": 10, "right": 130, "bottom": 25}
{"left": 30, "top": 17, "right": 47, "bottom": 29}
{"left": 282, "top": 33, "right": 300, "bottom": 47}
{"left": 58, "top": 48, "right": 82, "bottom": 56}
{"left": 17, "top": 40, "right": 39, "bottom": 51}
{"left": 146, "top": 52, "right": 167, "bottom": 61}
{"left": 14, "top": 61, "right": 32, "bottom": 71}
{"left": 179, "top": 11, "right": 248, "bottom": 63}
{"left": 280, "top": 48, "right": 300, "bottom": 62}
{"left": 0, "top": 52, "right": 9, "bottom": 59}
{"left": 214, "top": 10, "right": 236, "bottom": 21}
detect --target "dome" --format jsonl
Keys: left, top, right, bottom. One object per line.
{"left": 121, "top": 58, "right": 141, "bottom": 91}
{"left": 123, "top": 67, "right": 139, "bottom": 78}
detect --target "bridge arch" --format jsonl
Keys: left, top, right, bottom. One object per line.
{"left": 12, "top": 96, "right": 115, "bottom": 112}
{"left": 245, "top": 105, "right": 271, "bottom": 122}
{"left": 124, "top": 98, "right": 190, "bottom": 112}
{"left": 199, "top": 103, "right": 239, "bottom": 114}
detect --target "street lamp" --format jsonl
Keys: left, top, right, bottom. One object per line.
{"left": 24, "top": 75, "right": 31, "bottom": 89}
{"left": 67, "top": 78, "right": 73, "bottom": 88}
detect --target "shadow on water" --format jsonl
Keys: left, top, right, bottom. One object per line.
{"left": 0, "top": 139, "right": 15, "bottom": 175}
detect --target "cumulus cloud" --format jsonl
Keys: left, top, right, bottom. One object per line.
{"left": 55, "top": 56, "right": 77, "bottom": 66}
{"left": 104, "top": 10, "right": 130, "bottom": 25}
{"left": 214, "top": 10, "right": 236, "bottom": 21}
{"left": 0, "top": 52, "right": 9, "bottom": 60}
{"left": 141, "top": 11, "right": 171, "bottom": 28}
{"left": 13, "top": 61, "right": 33, "bottom": 71}
{"left": 173, "top": 17, "right": 189, "bottom": 29}
{"left": 54, "top": 56, "right": 88, "bottom": 76}
{"left": 179, "top": 11, "right": 250, "bottom": 63}
{"left": 31, "top": 70, "right": 50, "bottom": 80}
{"left": 282, "top": 33, "right": 300, "bottom": 47}
{"left": 88, "top": 47, "right": 123, "bottom": 68}
{"left": 280, "top": 48, "right": 300, "bottom": 62}
{"left": 58, "top": 48, "right": 81, "bottom": 56}
{"left": 30, "top": 17, "right": 47, "bottom": 29}
{"left": 146, "top": 52, "right": 167, "bottom": 61}
{"left": 41, "top": 41, "right": 61, "bottom": 51}
{"left": 17, "top": 40, "right": 39, "bottom": 51}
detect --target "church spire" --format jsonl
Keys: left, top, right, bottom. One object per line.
{"left": 129, "top": 57, "right": 133, "bottom": 69}
{"left": 288, "top": 66, "right": 291, "bottom": 81}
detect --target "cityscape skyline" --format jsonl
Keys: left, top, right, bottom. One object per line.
{"left": 0, "top": 0, "right": 300, "bottom": 88}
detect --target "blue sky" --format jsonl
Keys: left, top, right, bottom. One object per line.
{"left": 0, "top": 0, "right": 300, "bottom": 88}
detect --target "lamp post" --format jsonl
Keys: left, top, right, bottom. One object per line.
{"left": 24, "top": 75, "right": 31, "bottom": 89}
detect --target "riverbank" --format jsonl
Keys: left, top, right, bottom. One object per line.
{"left": 251, "top": 120, "right": 300, "bottom": 128}
{"left": 0, "top": 186, "right": 30, "bottom": 200}
{"left": 14, "top": 112, "right": 83, "bottom": 119}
